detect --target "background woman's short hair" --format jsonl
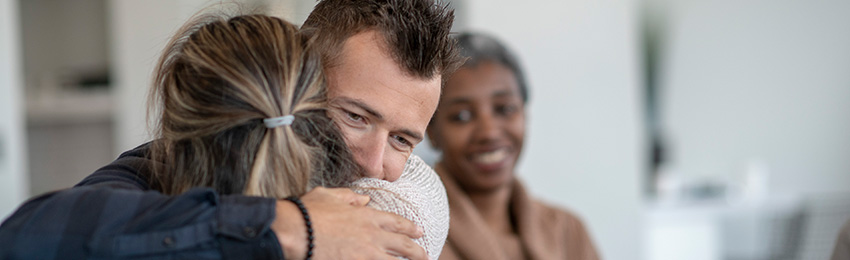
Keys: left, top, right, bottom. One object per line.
{"left": 454, "top": 32, "right": 529, "bottom": 104}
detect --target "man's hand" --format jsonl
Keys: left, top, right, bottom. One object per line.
{"left": 273, "top": 187, "right": 427, "bottom": 260}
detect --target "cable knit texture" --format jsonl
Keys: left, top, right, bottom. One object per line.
{"left": 350, "top": 154, "right": 450, "bottom": 260}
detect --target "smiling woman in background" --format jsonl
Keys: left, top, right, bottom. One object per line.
{"left": 427, "top": 32, "right": 600, "bottom": 260}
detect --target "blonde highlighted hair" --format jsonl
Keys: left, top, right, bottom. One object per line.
{"left": 148, "top": 14, "right": 360, "bottom": 198}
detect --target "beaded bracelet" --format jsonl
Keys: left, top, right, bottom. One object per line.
{"left": 285, "top": 196, "right": 314, "bottom": 260}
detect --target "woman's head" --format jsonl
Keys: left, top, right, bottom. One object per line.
{"left": 427, "top": 32, "right": 528, "bottom": 193}
{"left": 149, "top": 14, "right": 360, "bottom": 198}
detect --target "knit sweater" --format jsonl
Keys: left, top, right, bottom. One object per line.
{"left": 351, "top": 154, "right": 450, "bottom": 260}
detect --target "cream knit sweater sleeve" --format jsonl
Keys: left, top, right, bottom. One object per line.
{"left": 349, "top": 154, "right": 450, "bottom": 260}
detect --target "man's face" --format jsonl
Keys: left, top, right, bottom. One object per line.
{"left": 324, "top": 30, "right": 441, "bottom": 182}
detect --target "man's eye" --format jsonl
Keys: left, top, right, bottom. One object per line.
{"left": 391, "top": 135, "right": 412, "bottom": 148}
{"left": 346, "top": 111, "right": 364, "bottom": 122}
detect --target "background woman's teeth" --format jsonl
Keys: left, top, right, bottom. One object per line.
{"left": 474, "top": 149, "right": 507, "bottom": 164}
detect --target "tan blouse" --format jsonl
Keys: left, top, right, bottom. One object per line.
{"left": 437, "top": 166, "right": 601, "bottom": 260}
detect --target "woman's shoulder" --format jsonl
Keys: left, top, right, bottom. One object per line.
{"left": 512, "top": 180, "right": 587, "bottom": 228}
{"left": 531, "top": 198, "right": 588, "bottom": 229}
{"left": 517, "top": 186, "right": 601, "bottom": 260}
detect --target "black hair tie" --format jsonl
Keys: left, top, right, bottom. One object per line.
{"left": 285, "top": 196, "right": 314, "bottom": 260}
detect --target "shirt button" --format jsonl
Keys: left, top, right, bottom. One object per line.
{"left": 244, "top": 227, "right": 257, "bottom": 238}
{"left": 162, "top": 236, "right": 175, "bottom": 248}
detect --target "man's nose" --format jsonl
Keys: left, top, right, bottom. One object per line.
{"left": 357, "top": 134, "right": 386, "bottom": 180}
{"left": 382, "top": 157, "right": 401, "bottom": 182}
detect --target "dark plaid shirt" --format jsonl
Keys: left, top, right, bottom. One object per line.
{"left": 0, "top": 144, "right": 284, "bottom": 259}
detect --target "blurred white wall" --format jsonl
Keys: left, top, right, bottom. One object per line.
{"left": 19, "top": 0, "right": 117, "bottom": 198}
{"left": 660, "top": 0, "right": 850, "bottom": 198}
{"left": 20, "top": 0, "right": 109, "bottom": 97}
{"left": 111, "top": 0, "right": 212, "bottom": 153}
{"left": 650, "top": 1, "right": 850, "bottom": 259}
{"left": 459, "top": 0, "right": 645, "bottom": 259}
{"left": 0, "top": 0, "right": 29, "bottom": 219}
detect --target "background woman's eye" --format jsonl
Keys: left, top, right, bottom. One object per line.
{"left": 496, "top": 104, "right": 518, "bottom": 116}
{"left": 450, "top": 110, "right": 472, "bottom": 122}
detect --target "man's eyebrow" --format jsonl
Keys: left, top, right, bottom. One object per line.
{"left": 335, "top": 97, "right": 384, "bottom": 121}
